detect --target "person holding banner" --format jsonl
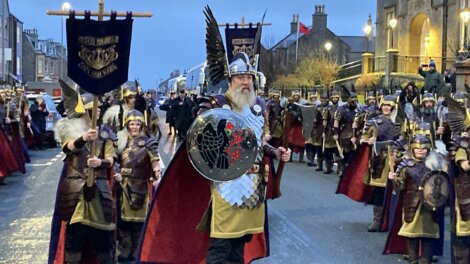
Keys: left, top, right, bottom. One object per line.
{"left": 48, "top": 89, "right": 118, "bottom": 264}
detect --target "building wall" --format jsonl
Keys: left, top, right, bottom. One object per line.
{"left": 22, "top": 32, "right": 36, "bottom": 82}
{"left": 376, "top": 0, "right": 459, "bottom": 72}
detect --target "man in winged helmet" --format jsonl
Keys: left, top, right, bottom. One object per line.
{"left": 48, "top": 80, "right": 118, "bottom": 264}
{"left": 138, "top": 6, "right": 291, "bottom": 264}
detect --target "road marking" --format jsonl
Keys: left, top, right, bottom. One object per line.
{"left": 26, "top": 163, "right": 51, "bottom": 167}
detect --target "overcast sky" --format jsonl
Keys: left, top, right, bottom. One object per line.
{"left": 9, "top": 0, "right": 376, "bottom": 89}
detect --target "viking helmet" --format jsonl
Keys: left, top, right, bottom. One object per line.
{"left": 122, "top": 85, "right": 137, "bottom": 99}
{"left": 269, "top": 89, "right": 280, "bottom": 99}
{"left": 380, "top": 95, "right": 396, "bottom": 108}
{"left": 229, "top": 52, "right": 256, "bottom": 77}
{"left": 413, "top": 122, "right": 432, "bottom": 138}
{"left": 453, "top": 91, "right": 466, "bottom": 104}
{"left": 409, "top": 134, "right": 432, "bottom": 160}
{"left": 422, "top": 92, "right": 435, "bottom": 104}
{"left": 330, "top": 89, "right": 340, "bottom": 99}
{"left": 124, "top": 109, "right": 145, "bottom": 127}
{"left": 366, "top": 91, "right": 376, "bottom": 100}
{"left": 348, "top": 92, "right": 358, "bottom": 104}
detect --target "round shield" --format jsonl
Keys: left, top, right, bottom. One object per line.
{"left": 419, "top": 170, "right": 449, "bottom": 211}
{"left": 186, "top": 108, "right": 259, "bottom": 182}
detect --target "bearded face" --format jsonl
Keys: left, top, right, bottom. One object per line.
{"left": 227, "top": 74, "right": 256, "bottom": 109}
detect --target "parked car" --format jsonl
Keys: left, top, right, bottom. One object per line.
{"left": 26, "top": 93, "right": 61, "bottom": 148}
{"left": 157, "top": 96, "right": 168, "bottom": 106}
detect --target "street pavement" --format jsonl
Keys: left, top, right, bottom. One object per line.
{"left": 0, "top": 110, "right": 452, "bottom": 263}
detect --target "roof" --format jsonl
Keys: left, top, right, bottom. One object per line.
{"left": 339, "top": 36, "right": 376, "bottom": 53}
{"left": 270, "top": 32, "right": 305, "bottom": 50}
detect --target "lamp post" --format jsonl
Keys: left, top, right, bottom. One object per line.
{"left": 324, "top": 41, "right": 332, "bottom": 61}
{"left": 388, "top": 18, "right": 397, "bottom": 49}
{"left": 461, "top": 8, "right": 470, "bottom": 49}
{"left": 61, "top": 2, "right": 72, "bottom": 79}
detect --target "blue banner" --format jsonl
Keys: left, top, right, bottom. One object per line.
{"left": 66, "top": 14, "right": 133, "bottom": 95}
{"left": 224, "top": 26, "right": 259, "bottom": 63}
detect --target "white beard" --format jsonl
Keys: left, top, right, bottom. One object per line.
{"left": 227, "top": 87, "right": 256, "bottom": 111}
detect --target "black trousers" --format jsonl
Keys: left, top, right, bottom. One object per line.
{"left": 206, "top": 235, "right": 252, "bottom": 264}
{"left": 65, "top": 223, "right": 114, "bottom": 254}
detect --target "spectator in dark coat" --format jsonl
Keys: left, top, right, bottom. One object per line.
{"left": 29, "top": 96, "right": 49, "bottom": 150}
{"left": 418, "top": 60, "right": 446, "bottom": 97}
{"left": 171, "top": 89, "right": 193, "bottom": 142}
{"left": 159, "top": 91, "right": 176, "bottom": 136}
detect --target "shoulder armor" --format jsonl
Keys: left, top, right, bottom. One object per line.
{"left": 144, "top": 137, "right": 159, "bottom": 156}
{"left": 99, "top": 124, "right": 117, "bottom": 142}
{"left": 397, "top": 158, "right": 415, "bottom": 174}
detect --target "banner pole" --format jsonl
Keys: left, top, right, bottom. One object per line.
{"left": 86, "top": 0, "right": 104, "bottom": 188}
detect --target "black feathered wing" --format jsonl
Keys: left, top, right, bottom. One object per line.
{"left": 446, "top": 95, "right": 467, "bottom": 134}
{"left": 204, "top": 5, "right": 228, "bottom": 86}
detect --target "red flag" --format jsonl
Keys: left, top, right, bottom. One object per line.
{"left": 298, "top": 21, "right": 310, "bottom": 34}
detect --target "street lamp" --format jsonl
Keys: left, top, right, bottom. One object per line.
{"left": 324, "top": 41, "right": 332, "bottom": 61}
{"left": 61, "top": 2, "right": 72, "bottom": 79}
{"left": 324, "top": 42, "right": 332, "bottom": 52}
{"left": 461, "top": 8, "right": 470, "bottom": 49}
{"left": 388, "top": 18, "right": 397, "bottom": 49}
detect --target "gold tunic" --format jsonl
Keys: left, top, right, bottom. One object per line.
{"left": 68, "top": 140, "right": 116, "bottom": 231}
{"left": 209, "top": 180, "right": 265, "bottom": 238}
{"left": 454, "top": 148, "right": 470, "bottom": 236}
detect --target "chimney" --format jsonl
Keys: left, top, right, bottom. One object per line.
{"left": 312, "top": 4, "right": 327, "bottom": 29}
{"left": 290, "top": 14, "right": 298, "bottom": 34}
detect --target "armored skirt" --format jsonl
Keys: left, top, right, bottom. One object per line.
{"left": 398, "top": 204, "right": 439, "bottom": 239}
{"left": 209, "top": 174, "right": 265, "bottom": 239}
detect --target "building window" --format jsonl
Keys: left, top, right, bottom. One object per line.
{"left": 461, "top": 0, "right": 470, "bottom": 49}
{"left": 44, "top": 59, "right": 48, "bottom": 73}
{"left": 50, "top": 61, "right": 54, "bottom": 74}
{"left": 38, "top": 59, "right": 43, "bottom": 74}
{"left": 16, "top": 56, "right": 20, "bottom": 75}
{"left": 386, "top": 11, "right": 396, "bottom": 50}
{"left": 16, "top": 26, "right": 20, "bottom": 44}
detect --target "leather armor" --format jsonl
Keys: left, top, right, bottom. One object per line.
{"left": 120, "top": 136, "right": 158, "bottom": 210}
{"left": 450, "top": 137, "right": 470, "bottom": 221}
{"left": 397, "top": 160, "right": 430, "bottom": 223}
{"left": 58, "top": 139, "right": 114, "bottom": 222}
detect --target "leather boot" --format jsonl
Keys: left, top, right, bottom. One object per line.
{"left": 419, "top": 239, "right": 432, "bottom": 264}
{"left": 315, "top": 158, "right": 323, "bottom": 171}
{"left": 324, "top": 160, "right": 333, "bottom": 174}
{"left": 117, "top": 230, "right": 132, "bottom": 262}
{"left": 306, "top": 152, "right": 314, "bottom": 166}
{"left": 131, "top": 226, "right": 143, "bottom": 260}
{"left": 97, "top": 252, "right": 114, "bottom": 264}
{"left": 454, "top": 243, "right": 470, "bottom": 264}
{"left": 299, "top": 152, "right": 305, "bottom": 163}
{"left": 367, "top": 206, "right": 383, "bottom": 232}
{"left": 337, "top": 161, "right": 344, "bottom": 175}
{"left": 65, "top": 251, "right": 82, "bottom": 264}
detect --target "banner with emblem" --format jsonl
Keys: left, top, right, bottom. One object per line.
{"left": 224, "top": 26, "right": 259, "bottom": 63}
{"left": 66, "top": 15, "right": 133, "bottom": 94}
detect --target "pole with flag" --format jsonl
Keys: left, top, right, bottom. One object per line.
{"left": 295, "top": 14, "right": 299, "bottom": 62}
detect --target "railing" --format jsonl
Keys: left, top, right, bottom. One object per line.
{"left": 336, "top": 60, "right": 362, "bottom": 80}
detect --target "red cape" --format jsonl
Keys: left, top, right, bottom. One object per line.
{"left": 0, "top": 128, "right": 21, "bottom": 178}
{"left": 336, "top": 144, "right": 373, "bottom": 202}
{"left": 48, "top": 168, "right": 115, "bottom": 264}
{"left": 137, "top": 145, "right": 268, "bottom": 264}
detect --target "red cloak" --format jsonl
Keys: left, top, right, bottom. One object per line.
{"left": 336, "top": 144, "right": 373, "bottom": 202}
{"left": 137, "top": 145, "right": 268, "bottom": 263}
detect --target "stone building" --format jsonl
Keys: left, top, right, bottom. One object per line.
{"left": 263, "top": 4, "right": 375, "bottom": 87}
{"left": 375, "top": 0, "right": 459, "bottom": 74}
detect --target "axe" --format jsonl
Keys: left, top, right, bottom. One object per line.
{"left": 373, "top": 140, "right": 394, "bottom": 156}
